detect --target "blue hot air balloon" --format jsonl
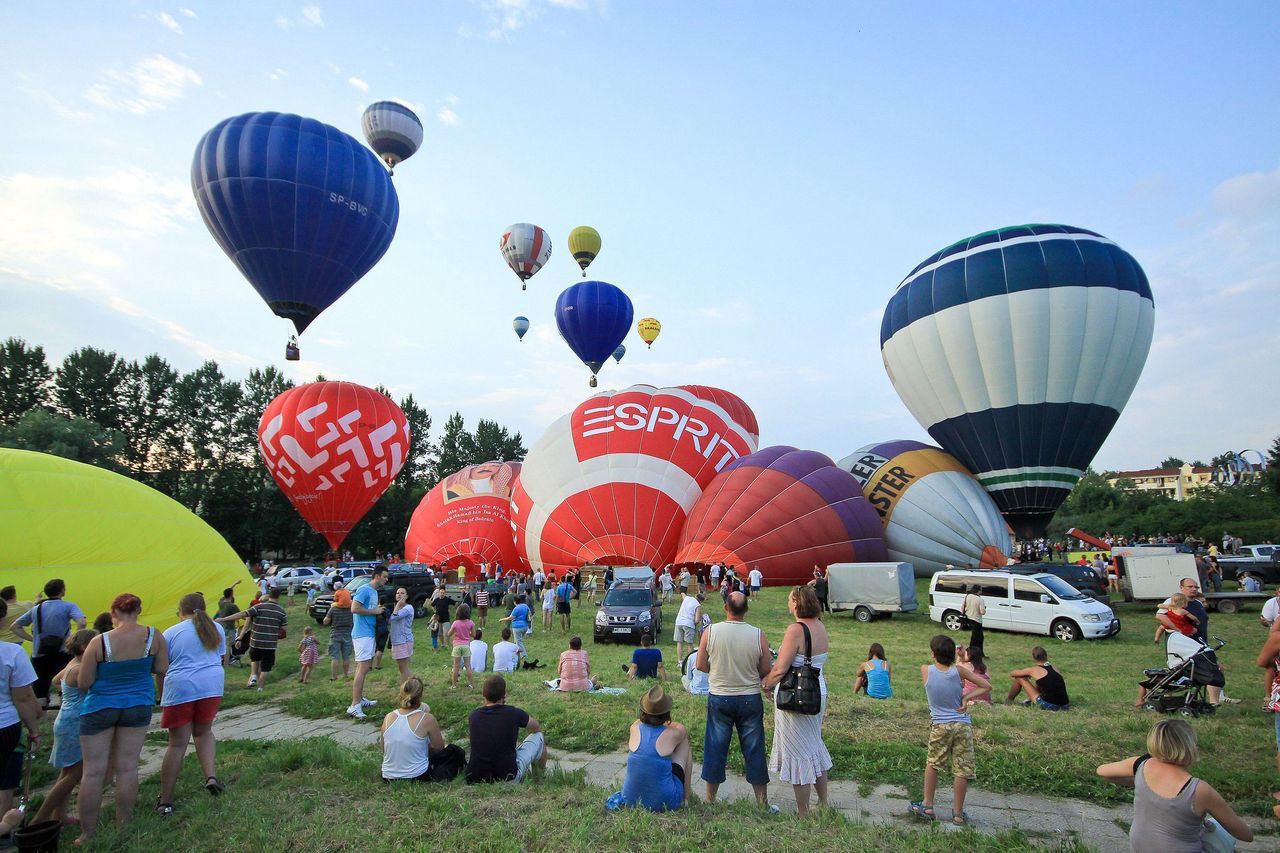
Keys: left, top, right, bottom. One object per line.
{"left": 554, "top": 280, "right": 633, "bottom": 387}
{"left": 881, "top": 224, "right": 1154, "bottom": 537}
{"left": 191, "top": 112, "right": 399, "bottom": 337}
{"left": 513, "top": 316, "right": 530, "bottom": 341}
{"left": 612, "top": 344, "right": 626, "bottom": 363}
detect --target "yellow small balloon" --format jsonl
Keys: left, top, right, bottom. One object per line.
{"left": 567, "top": 226, "right": 601, "bottom": 277}
{"left": 637, "top": 317, "right": 661, "bottom": 348}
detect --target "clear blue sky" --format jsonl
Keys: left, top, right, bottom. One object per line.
{"left": 2, "top": 2, "right": 1277, "bottom": 470}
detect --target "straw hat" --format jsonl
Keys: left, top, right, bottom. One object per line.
{"left": 641, "top": 685, "right": 671, "bottom": 716}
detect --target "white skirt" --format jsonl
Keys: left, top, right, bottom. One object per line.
{"left": 768, "top": 694, "right": 832, "bottom": 785}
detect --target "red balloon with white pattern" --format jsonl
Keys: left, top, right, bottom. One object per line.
{"left": 511, "top": 385, "right": 758, "bottom": 576}
{"left": 404, "top": 462, "right": 525, "bottom": 571}
{"left": 258, "top": 381, "right": 409, "bottom": 549}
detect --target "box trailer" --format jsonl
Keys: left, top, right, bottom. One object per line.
{"left": 1117, "top": 553, "right": 1267, "bottom": 614}
{"left": 826, "top": 562, "right": 918, "bottom": 622}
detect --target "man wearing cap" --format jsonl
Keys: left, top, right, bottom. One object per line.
{"left": 620, "top": 685, "right": 691, "bottom": 810}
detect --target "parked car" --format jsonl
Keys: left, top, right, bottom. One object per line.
{"left": 1218, "top": 545, "right": 1280, "bottom": 583}
{"left": 266, "top": 566, "right": 327, "bottom": 593}
{"left": 310, "top": 566, "right": 436, "bottom": 623}
{"left": 322, "top": 565, "right": 378, "bottom": 591}
{"left": 1009, "top": 562, "right": 1109, "bottom": 600}
{"left": 928, "top": 569, "right": 1120, "bottom": 642}
{"left": 593, "top": 580, "right": 662, "bottom": 644}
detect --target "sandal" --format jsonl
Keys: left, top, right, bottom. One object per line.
{"left": 205, "top": 776, "right": 225, "bottom": 796}
{"left": 907, "top": 801, "right": 935, "bottom": 820}
{"left": 155, "top": 799, "right": 174, "bottom": 817}
{"left": 952, "top": 811, "right": 971, "bottom": 826}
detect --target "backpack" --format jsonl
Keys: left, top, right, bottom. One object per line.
{"left": 428, "top": 744, "right": 467, "bottom": 782}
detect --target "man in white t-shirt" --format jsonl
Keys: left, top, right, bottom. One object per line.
{"left": 747, "top": 566, "right": 763, "bottom": 597}
{"left": 470, "top": 628, "right": 489, "bottom": 674}
{"left": 1261, "top": 585, "right": 1280, "bottom": 627}
{"left": 492, "top": 627, "right": 521, "bottom": 673}
{"left": 674, "top": 591, "right": 702, "bottom": 663}
{"left": 659, "top": 570, "right": 674, "bottom": 602}
{"left": 710, "top": 563, "right": 722, "bottom": 588}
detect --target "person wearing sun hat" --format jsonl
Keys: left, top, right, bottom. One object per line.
{"left": 620, "top": 685, "right": 691, "bottom": 810}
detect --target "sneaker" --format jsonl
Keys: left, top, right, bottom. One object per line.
{"left": 360, "top": 697, "right": 377, "bottom": 708}
{"left": 1220, "top": 696, "right": 1242, "bottom": 705}
{"left": 346, "top": 704, "right": 366, "bottom": 720}
{"left": 765, "top": 803, "right": 781, "bottom": 815}
{"left": 247, "top": 676, "right": 258, "bottom": 687}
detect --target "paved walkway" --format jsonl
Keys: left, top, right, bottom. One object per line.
{"left": 138, "top": 705, "right": 1274, "bottom": 851}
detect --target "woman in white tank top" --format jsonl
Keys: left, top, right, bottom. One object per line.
{"left": 380, "top": 678, "right": 444, "bottom": 781}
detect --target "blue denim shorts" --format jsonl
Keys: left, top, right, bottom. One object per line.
{"left": 1034, "top": 697, "right": 1069, "bottom": 711}
{"left": 701, "top": 692, "right": 768, "bottom": 785}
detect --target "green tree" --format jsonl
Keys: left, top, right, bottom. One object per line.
{"left": 0, "top": 338, "right": 53, "bottom": 426}
{"left": 118, "top": 354, "right": 179, "bottom": 479}
{"left": 472, "top": 418, "right": 526, "bottom": 463}
{"left": 164, "top": 361, "right": 245, "bottom": 510}
{"left": 432, "top": 412, "right": 526, "bottom": 480}
{"left": 54, "top": 347, "right": 129, "bottom": 430}
{"left": 1158, "top": 457, "right": 1184, "bottom": 469}
{"left": 0, "top": 408, "right": 124, "bottom": 470}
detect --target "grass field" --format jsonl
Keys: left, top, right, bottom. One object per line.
{"left": 213, "top": 581, "right": 1279, "bottom": 816}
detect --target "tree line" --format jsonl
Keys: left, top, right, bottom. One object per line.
{"left": 0, "top": 338, "right": 526, "bottom": 561}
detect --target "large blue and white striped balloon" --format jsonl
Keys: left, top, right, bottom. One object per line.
{"left": 880, "top": 224, "right": 1154, "bottom": 537}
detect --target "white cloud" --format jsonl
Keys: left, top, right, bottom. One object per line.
{"left": 277, "top": 5, "right": 324, "bottom": 28}
{"left": 155, "top": 12, "right": 183, "bottom": 33}
{"left": 301, "top": 5, "right": 324, "bottom": 26}
{"left": 446, "top": 93, "right": 460, "bottom": 106}
{"left": 437, "top": 106, "right": 459, "bottom": 126}
{"left": 15, "top": 73, "right": 92, "bottom": 121}
{"left": 470, "top": 0, "right": 597, "bottom": 39}
{"left": 84, "top": 54, "right": 201, "bottom": 114}
{"left": 268, "top": 67, "right": 287, "bottom": 82}
{"left": 348, "top": 76, "right": 368, "bottom": 93}
{"left": 179, "top": 7, "right": 196, "bottom": 17}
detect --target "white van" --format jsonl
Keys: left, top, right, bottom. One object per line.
{"left": 929, "top": 570, "right": 1121, "bottom": 642}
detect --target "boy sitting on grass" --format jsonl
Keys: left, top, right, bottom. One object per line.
{"left": 909, "top": 634, "right": 990, "bottom": 826}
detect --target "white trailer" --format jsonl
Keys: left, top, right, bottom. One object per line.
{"left": 826, "top": 562, "right": 918, "bottom": 622}
{"left": 1118, "top": 553, "right": 1267, "bottom": 614}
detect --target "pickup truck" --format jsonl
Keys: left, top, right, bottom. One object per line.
{"left": 309, "top": 568, "right": 438, "bottom": 623}
{"left": 1217, "top": 545, "right": 1280, "bottom": 583}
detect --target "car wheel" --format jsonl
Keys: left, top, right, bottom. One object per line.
{"left": 942, "top": 611, "right": 965, "bottom": 632}
{"left": 412, "top": 596, "right": 429, "bottom": 619}
{"left": 1215, "top": 598, "right": 1239, "bottom": 615}
{"left": 1051, "top": 619, "right": 1082, "bottom": 642}
{"left": 854, "top": 606, "right": 873, "bottom": 623}
{"left": 314, "top": 617, "right": 324, "bottom": 625}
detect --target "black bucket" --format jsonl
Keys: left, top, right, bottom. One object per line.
{"left": 13, "top": 818, "right": 61, "bottom": 852}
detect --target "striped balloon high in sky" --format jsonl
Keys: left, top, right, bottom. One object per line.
{"left": 361, "top": 101, "right": 424, "bottom": 173}
{"left": 881, "top": 225, "right": 1155, "bottom": 538}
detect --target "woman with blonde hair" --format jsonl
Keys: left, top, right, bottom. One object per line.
{"left": 1097, "top": 719, "right": 1252, "bottom": 851}
{"left": 156, "top": 593, "right": 227, "bottom": 815}
{"left": 762, "top": 586, "right": 831, "bottom": 817}
{"left": 76, "top": 593, "right": 169, "bottom": 844}
{"left": 380, "top": 678, "right": 446, "bottom": 782}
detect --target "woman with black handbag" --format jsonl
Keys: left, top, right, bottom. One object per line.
{"left": 762, "top": 586, "right": 830, "bottom": 817}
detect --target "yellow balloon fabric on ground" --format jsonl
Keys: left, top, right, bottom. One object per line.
{"left": 0, "top": 449, "right": 252, "bottom": 632}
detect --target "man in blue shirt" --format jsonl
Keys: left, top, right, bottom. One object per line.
{"left": 12, "top": 579, "right": 86, "bottom": 703}
{"left": 627, "top": 635, "right": 666, "bottom": 680}
{"left": 501, "top": 595, "right": 532, "bottom": 660}
{"left": 555, "top": 579, "right": 575, "bottom": 633}
{"left": 347, "top": 567, "right": 387, "bottom": 720}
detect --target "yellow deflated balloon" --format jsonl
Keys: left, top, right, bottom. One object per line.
{"left": 0, "top": 449, "right": 252, "bottom": 633}
{"left": 637, "top": 317, "right": 661, "bottom": 347}
{"left": 567, "top": 226, "right": 601, "bottom": 276}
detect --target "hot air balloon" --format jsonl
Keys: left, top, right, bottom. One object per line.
{"left": 500, "top": 223, "right": 552, "bottom": 290}
{"left": 677, "top": 385, "right": 760, "bottom": 445}
{"left": 512, "top": 385, "right": 758, "bottom": 575}
{"left": 612, "top": 344, "right": 626, "bottom": 363}
{"left": 554, "top": 280, "right": 633, "bottom": 387}
{"left": 192, "top": 113, "right": 399, "bottom": 357}
{"left": 361, "top": 100, "right": 424, "bottom": 174}
{"left": 1, "top": 449, "right": 251, "bottom": 633}
{"left": 258, "top": 381, "right": 409, "bottom": 550}
{"left": 837, "top": 440, "right": 1012, "bottom": 577}
{"left": 637, "top": 317, "right": 661, "bottom": 348}
{"left": 675, "top": 446, "right": 887, "bottom": 585}
{"left": 405, "top": 462, "right": 525, "bottom": 571}
{"left": 881, "top": 224, "right": 1154, "bottom": 538}
{"left": 513, "top": 316, "right": 530, "bottom": 341}
{"left": 567, "top": 226, "right": 601, "bottom": 276}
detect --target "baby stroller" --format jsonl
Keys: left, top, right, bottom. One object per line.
{"left": 1140, "top": 632, "right": 1225, "bottom": 718}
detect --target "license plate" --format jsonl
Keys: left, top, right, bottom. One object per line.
{"left": 612, "top": 627, "right": 632, "bottom": 634}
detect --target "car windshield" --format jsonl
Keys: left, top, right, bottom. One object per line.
{"left": 603, "top": 589, "right": 652, "bottom": 607}
{"left": 1038, "top": 575, "right": 1086, "bottom": 601}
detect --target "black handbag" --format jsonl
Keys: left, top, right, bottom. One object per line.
{"left": 775, "top": 622, "right": 822, "bottom": 715}
{"left": 34, "top": 603, "right": 66, "bottom": 657}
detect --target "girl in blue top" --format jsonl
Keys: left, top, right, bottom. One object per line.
{"left": 620, "top": 686, "right": 690, "bottom": 811}
{"left": 32, "top": 629, "right": 97, "bottom": 827}
{"left": 77, "top": 593, "right": 169, "bottom": 845}
{"left": 854, "top": 643, "right": 893, "bottom": 699}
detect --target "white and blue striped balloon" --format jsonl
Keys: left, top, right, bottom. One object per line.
{"left": 880, "top": 224, "right": 1155, "bottom": 537}
{"left": 361, "top": 101, "right": 423, "bottom": 171}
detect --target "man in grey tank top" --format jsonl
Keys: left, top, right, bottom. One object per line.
{"left": 695, "top": 592, "right": 774, "bottom": 810}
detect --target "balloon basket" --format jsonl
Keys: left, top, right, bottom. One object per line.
{"left": 589, "top": 376, "right": 598, "bottom": 388}
{"left": 285, "top": 342, "right": 300, "bottom": 361}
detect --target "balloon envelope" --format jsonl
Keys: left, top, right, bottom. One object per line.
{"left": 258, "top": 381, "right": 410, "bottom": 549}
{"left": 500, "top": 223, "right": 552, "bottom": 284}
{"left": 838, "top": 440, "right": 1011, "bottom": 577}
{"left": 361, "top": 100, "right": 424, "bottom": 169}
{"left": 675, "top": 446, "right": 887, "bottom": 585}
{"left": 405, "top": 462, "right": 524, "bottom": 571}
{"left": 612, "top": 344, "right": 626, "bottom": 363}
{"left": 676, "top": 385, "right": 760, "bottom": 445}
{"left": 568, "top": 226, "right": 601, "bottom": 274}
{"left": 191, "top": 112, "right": 400, "bottom": 334}
{"left": 513, "top": 316, "right": 530, "bottom": 340}
{"left": 555, "top": 280, "right": 633, "bottom": 379}
{"left": 881, "top": 224, "right": 1154, "bottom": 537}
{"left": 512, "top": 385, "right": 758, "bottom": 575}
{"left": 637, "top": 318, "right": 661, "bottom": 347}
{"left": 0, "top": 449, "right": 251, "bottom": 633}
